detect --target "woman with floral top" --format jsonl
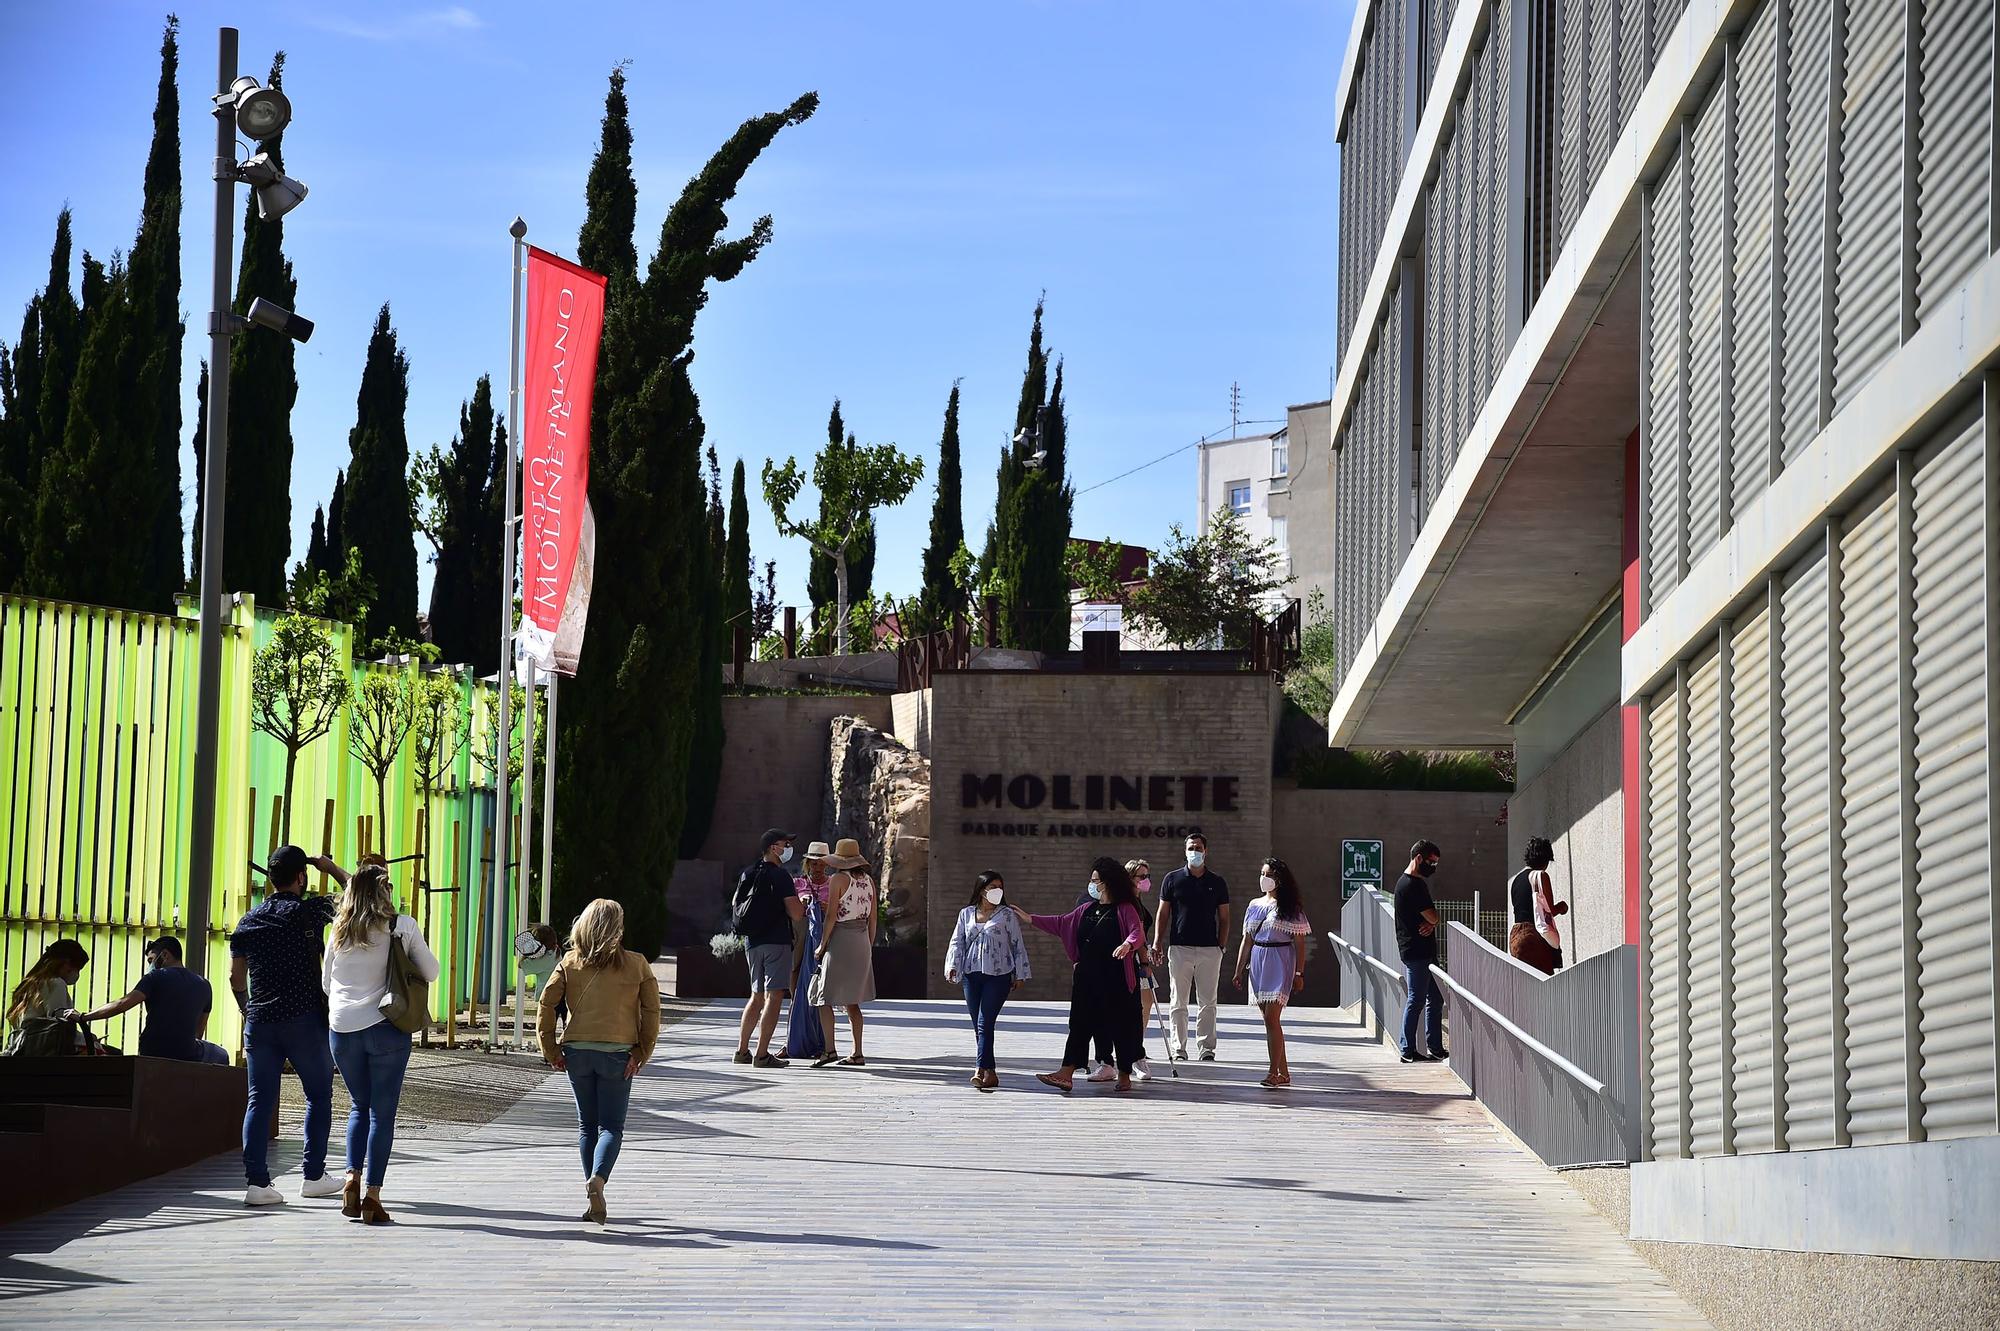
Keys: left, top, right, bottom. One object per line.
{"left": 944, "top": 871, "right": 1033, "bottom": 1091}
{"left": 809, "top": 838, "right": 877, "bottom": 1067}
{"left": 1015, "top": 857, "right": 1148, "bottom": 1094}
{"left": 1233, "top": 857, "right": 1311, "bottom": 1088}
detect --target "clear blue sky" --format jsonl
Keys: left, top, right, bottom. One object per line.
{"left": 0, "top": 0, "right": 1350, "bottom": 614}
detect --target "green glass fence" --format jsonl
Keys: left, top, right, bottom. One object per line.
{"left": 0, "top": 591, "right": 534, "bottom": 1057}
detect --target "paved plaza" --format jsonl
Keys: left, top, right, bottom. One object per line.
{"left": 1, "top": 1000, "right": 1708, "bottom": 1328}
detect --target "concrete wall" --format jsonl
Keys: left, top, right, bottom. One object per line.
{"left": 891, "top": 688, "right": 933, "bottom": 757}
{"left": 1271, "top": 399, "right": 1333, "bottom": 608}
{"left": 694, "top": 694, "right": 896, "bottom": 871}
{"left": 924, "top": 671, "right": 1275, "bottom": 1001}
{"left": 1507, "top": 705, "right": 1624, "bottom": 966}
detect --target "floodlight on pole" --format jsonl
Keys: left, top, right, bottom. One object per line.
{"left": 236, "top": 151, "right": 309, "bottom": 220}
{"left": 225, "top": 74, "right": 292, "bottom": 140}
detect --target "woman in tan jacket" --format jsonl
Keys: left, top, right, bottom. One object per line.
{"left": 537, "top": 898, "right": 660, "bottom": 1224}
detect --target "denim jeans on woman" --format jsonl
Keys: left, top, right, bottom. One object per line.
{"left": 243, "top": 1013, "right": 333, "bottom": 1188}
{"left": 329, "top": 1019, "right": 413, "bottom": 1187}
{"left": 564, "top": 1047, "right": 634, "bottom": 1180}
{"left": 959, "top": 970, "right": 1012, "bottom": 1070}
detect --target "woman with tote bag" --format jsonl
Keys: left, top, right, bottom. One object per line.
{"left": 322, "top": 865, "right": 441, "bottom": 1224}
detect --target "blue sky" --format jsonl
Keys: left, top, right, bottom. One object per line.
{"left": 0, "top": 0, "right": 1350, "bottom": 614}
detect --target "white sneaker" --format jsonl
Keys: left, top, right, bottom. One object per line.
{"left": 300, "top": 1173, "right": 345, "bottom": 1199}
{"left": 1134, "top": 1059, "right": 1155, "bottom": 1082}
{"left": 1086, "top": 1063, "right": 1117, "bottom": 1083}
{"left": 244, "top": 1185, "right": 286, "bottom": 1207}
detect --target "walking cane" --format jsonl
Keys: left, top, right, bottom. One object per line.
{"left": 1151, "top": 985, "right": 1181, "bottom": 1078}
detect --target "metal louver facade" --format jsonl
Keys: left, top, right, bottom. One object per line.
{"left": 1646, "top": 678, "right": 1689, "bottom": 1160}
{"left": 1728, "top": 594, "right": 1783, "bottom": 1153}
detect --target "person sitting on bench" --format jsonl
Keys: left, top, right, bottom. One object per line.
{"left": 72, "top": 936, "right": 229, "bottom": 1065}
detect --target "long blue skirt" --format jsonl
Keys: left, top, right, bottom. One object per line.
{"left": 783, "top": 901, "right": 826, "bottom": 1058}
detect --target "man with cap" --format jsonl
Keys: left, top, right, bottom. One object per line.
{"left": 70, "top": 935, "right": 229, "bottom": 1065}
{"left": 230, "top": 844, "right": 347, "bottom": 1206}
{"left": 735, "top": 829, "right": 807, "bottom": 1067}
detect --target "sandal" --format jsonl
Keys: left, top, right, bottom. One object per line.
{"left": 1260, "top": 1073, "right": 1281, "bottom": 1088}
{"left": 839, "top": 1054, "right": 866, "bottom": 1066}
{"left": 1035, "top": 1072, "right": 1072, "bottom": 1094}
{"left": 812, "top": 1052, "right": 840, "bottom": 1068}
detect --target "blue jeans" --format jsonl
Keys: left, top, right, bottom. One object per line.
{"left": 243, "top": 1014, "right": 333, "bottom": 1187}
{"left": 1402, "top": 959, "right": 1444, "bottom": 1056}
{"left": 564, "top": 1048, "right": 633, "bottom": 1180}
{"left": 195, "top": 1040, "right": 230, "bottom": 1065}
{"left": 330, "top": 1021, "right": 413, "bottom": 1188}
{"left": 960, "top": 970, "right": 1013, "bottom": 1070}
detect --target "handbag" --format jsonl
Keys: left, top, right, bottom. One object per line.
{"left": 380, "top": 922, "right": 431, "bottom": 1035}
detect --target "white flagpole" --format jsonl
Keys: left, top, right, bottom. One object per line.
{"left": 540, "top": 674, "right": 558, "bottom": 929}
{"left": 514, "top": 659, "right": 537, "bottom": 1046}
{"left": 493, "top": 218, "right": 525, "bottom": 1048}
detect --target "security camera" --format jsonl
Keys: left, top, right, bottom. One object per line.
{"left": 246, "top": 297, "right": 314, "bottom": 344}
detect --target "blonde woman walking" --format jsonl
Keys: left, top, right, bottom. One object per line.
{"left": 322, "top": 864, "right": 440, "bottom": 1224}
{"left": 537, "top": 898, "right": 660, "bottom": 1224}
{"left": 809, "top": 838, "right": 877, "bottom": 1066}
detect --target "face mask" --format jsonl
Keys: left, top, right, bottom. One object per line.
{"left": 984, "top": 887, "right": 1004, "bottom": 906}
{"left": 1187, "top": 851, "right": 1206, "bottom": 869}
{"left": 1136, "top": 876, "right": 1152, "bottom": 893}
{"left": 1260, "top": 875, "right": 1277, "bottom": 894}
{"left": 1087, "top": 882, "right": 1104, "bottom": 902}
{"left": 779, "top": 846, "right": 794, "bottom": 863}
{"left": 1418, "top": 859, "right": 1439, "bottom": 878}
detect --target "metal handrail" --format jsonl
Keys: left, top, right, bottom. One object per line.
{"left": 1427, "top": 963, "right": 1609, "bottom": 1101}
{"left": 1326, "top": 930, "right": 1405, "bottom": 984}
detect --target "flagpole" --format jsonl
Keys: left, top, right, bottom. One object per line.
{"left": 515, "top": 660, "right": 537, "bottom": 1046}
{"left": 540, "top": 675, "right": 558, "bottom": 929}
{"left": 493, "top": 217, "right": 525, "bottom": 1049}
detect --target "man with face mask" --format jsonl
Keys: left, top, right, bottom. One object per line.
{"left": 1154, "top": 830, "right": 1231, "bottom": 1061}
{"left": 70, "top": 936, "right": 229, "bottom": 1064}
{"left": 1394, "top": 840, "right": 1447, "bottom": 1063}
{"left": 734, "top": 828, "right": 807, "bottom": 1067}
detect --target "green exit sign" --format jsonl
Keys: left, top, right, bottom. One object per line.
{"left": 1341, "top": 839, "right": 1383, "bottom": 901}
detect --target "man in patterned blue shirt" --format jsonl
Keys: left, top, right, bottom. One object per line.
{"left": 229, "top": 844, "right": 347, "bottom": 1207}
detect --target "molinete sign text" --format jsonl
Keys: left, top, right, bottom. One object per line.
{"left": 960, "top": 771, "right": 1242, "bottom": 841}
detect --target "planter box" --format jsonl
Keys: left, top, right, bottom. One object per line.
{"left": 674, "top": 946, "right": 750, "bottom": 999}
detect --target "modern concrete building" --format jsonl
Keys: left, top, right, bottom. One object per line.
{"left": 1330, "top": 0, "right": 1997, "bottom": 1268}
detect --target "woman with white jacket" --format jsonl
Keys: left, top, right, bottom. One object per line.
{"left": 321, "top": 864, "right": 440, "bottom": 1224}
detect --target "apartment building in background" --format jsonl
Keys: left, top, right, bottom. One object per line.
{"left": 1330, "top": 0, "right": 1997, "bottom": 1274}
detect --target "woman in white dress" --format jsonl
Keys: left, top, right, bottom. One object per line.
{"left": 1233, "top": 858, "right": 1310, "bottom": 1088}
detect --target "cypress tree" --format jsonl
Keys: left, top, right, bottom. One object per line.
{"left": 426, "top": 374, "right": 502, "bottom": 668}
{"left": 304, "top": 504, "right": 327, "bottom": 577}
{"left": 681, "top": 448, "right": 725, "bottom": 858}
{"left": 808, "top": 399, "right": 842, "bottom": 618}
{"left": 10, "top": 212, "right": 82, "bottom": 590}
{"left": 130, "top": 17, "right": 184, "bottom": 609}
{"left": 339, "top": 305, "right": 419, "bottom": 644}
{"left": 983, "top": 297, "right": 1048, "bottom": 645}
{"left": 324, "top": 469, "right": 346, "bottom": 568}
{"left": 189, "top": 359, "right": 207, "bottom": 575}
{"left": 577, "top": 65, "right": 638, "bottom": 282}
{"left": 554, "top": 88, "right": 817, "bottom": 953}
{"left": 1005, "top": 358, "right": 1073, "bottom": 651}
{"left": 722, "top": 458, "right": 752, "bottom": 647}
{"left": 470, "top": 416, "right": 506, "bottom": 674}
{"left": 0, "top": 342, "right": 19, "bottom": 590}
{"left": 916, "top": 381, "right": 965, "bottom": 633}
{"left": 222, "top": 53, "right": 298, "bottom": 605}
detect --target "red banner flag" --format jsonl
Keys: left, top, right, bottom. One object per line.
{"left": 519, "top": 246, "right": 608, "bottom": 675}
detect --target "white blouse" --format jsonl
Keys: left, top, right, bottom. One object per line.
{"left": 322, "top": 914, "right": 442, "bottom": 1034}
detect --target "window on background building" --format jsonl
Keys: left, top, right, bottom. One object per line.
{"left": 1272, "top": 436, "right": 1289, "bottom": 477}
{"left": 1228, "top": 482, "right": 1252, "bottom": 517}
{"left": 1271, "top": 516, "right": 1290, "bottom": 572}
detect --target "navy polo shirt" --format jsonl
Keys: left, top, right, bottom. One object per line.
{"left": 229, "top": 892, "right": 336, "bottom": 1024}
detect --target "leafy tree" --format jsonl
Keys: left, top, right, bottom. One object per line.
{"left": 808, "top": 401, "right": 875, "bottom": 617}
{"left": 1067, "top": 507, "right": 1286, "bottom": 651}
{"left": 1281, "top": 589, "right": 1338, "bottom": 723}
{"left": 722, "top": 458, "right": 752, "bottom": 649}
{"left": 764, "top": 434, "right": 923, "bottom": 655}
{"left": 750, "top": 558, "right": 779, "bottom": 638}
{"left": 340, "top": 306, "right": 419, "bottom": 642}
{"left": 195, "top": 54, "right": 298, "bottom": 605}
{"left": 290, "top": 545, "right": 376, "bottom": 645}
{"left": 410, "top": 671, "right": 470, "bottom": 799}
{"left": 553, "top": 82, "right": 819, "bottom": 955}
{"left": 348, "top": 671, "right": 416, "bottom": 855}
{"left": 251, "top": 611, "right": 350, "bottom": 837}
{"left": 916, "top": 381, "right": 966, "bottom": 635}
{"left": 478, "top": 680, "right": 546, "bottom": 788}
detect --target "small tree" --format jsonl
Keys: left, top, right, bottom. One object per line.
{"left": 1283, "top": 589, "right": 1338, "bottom": 722}
{"left": 477, "top": 681, "right": 547, "bottom": 789}
{"left": 1068, "top": 507, "right": 1287, "bottom": 651}
{"left": 289, "top": 545, "right": 376, "bottom": 644}
{"left": 750, "top": 558, "right": 779, "bottom": 639}
{"left": 251, "top": 613, "right": 350, "bottom": 837}
{"left": 763, "top": 438, "right": 924, "bottom": 655}
{"left": 410, "top": 671, "right": 470, "bottom": 799}
{"left": 349, "top": 671, "right": 416, "bottom": 854}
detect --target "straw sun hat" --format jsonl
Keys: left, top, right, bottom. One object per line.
{"left": 823, "top": 837, "right": 870, "bottom": 870}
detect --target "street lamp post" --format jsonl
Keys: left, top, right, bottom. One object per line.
{"left": 184, "top": 27, "right": 310, "bottom": 978}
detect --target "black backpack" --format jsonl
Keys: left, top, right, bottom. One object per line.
{"left": 729, "top": 864, "right": 785, "bottom": 939}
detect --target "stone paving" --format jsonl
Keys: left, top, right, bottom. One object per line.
{"left": 0, "top": 999, "right": 1710, "bottom": 1328}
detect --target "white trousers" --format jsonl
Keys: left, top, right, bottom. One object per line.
{"left": 1167, "top": 945, "right": 1223, "bottom": 1056}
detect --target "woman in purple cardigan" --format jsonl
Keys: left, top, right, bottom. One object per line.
{"left": 1013, "top": 856, "right": 1148, "bottom": 1093}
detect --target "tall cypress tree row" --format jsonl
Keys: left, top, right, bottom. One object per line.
{"left": 722, "top": 458, "right": 752, "bottom": 646}
{"left": 130, "top": 16, "right": 184, "bottom": 609}
{"left": 10, "top": 213, "right": 83, "bottom": 593}
{"left": 324, "top": 469, "right": 346, "bottom": 568}
{"left": 916, "top": 381, "right": 965, "bottom": 633}
{"left": 983, "top": 297, "right": 1048, "bottom": 646}
{"left": 553, "top": 80, "right": 817, "bottom": 953}
{"left": 426, "top": 374, "right": 502, "bottom": 668}
{"left": 222, "top": 53, "right": 298, "bottom": 605}
{"left": 1004, "top": 358, "right": 1073, "bottom": 651}
{"left": 339, "top": 306, "right": 419, "bottom": 643}
{"left": 304, "top": 504, "right": 327, "bottom": 577}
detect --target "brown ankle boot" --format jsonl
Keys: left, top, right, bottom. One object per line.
{"left": 360, "top": 1195, "right": 393, "bottom": 1225}
{"left": 341, "top": 1176, "right": 362, "bottom": 1220}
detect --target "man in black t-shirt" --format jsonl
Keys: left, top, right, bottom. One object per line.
{"left": 735, "top": 828, "right": 807, "bottom": 1068}
{"left": 1393, "top": 839, "right": 1446, "bottom": 1063}
{"left": 71, "top": 936, "right": 228, "bottom": 1065}
{"left": 1153, "top": 830, "right": 1231, "bottom": 1060}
